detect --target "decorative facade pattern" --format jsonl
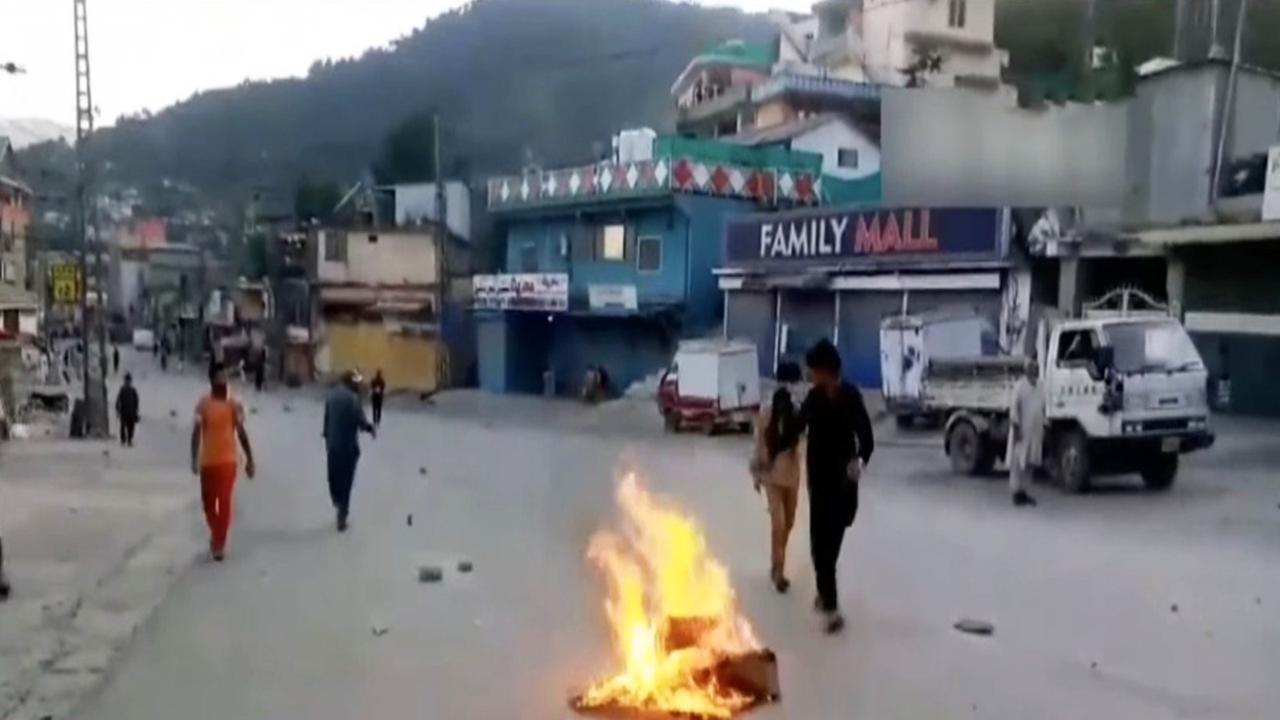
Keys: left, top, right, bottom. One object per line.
{"left": 488, "top": 156, "right": 821, "bottom": 211}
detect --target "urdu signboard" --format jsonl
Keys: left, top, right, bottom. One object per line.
{"left": 723, "top": 207, "right": 1005, "bottom": 269}
{"left": 473, "top": 273, "right": 569, "bottom": 312}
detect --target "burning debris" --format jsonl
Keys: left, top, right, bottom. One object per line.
{"left": 571, "top": 474, "right": 778, "bottom": 719}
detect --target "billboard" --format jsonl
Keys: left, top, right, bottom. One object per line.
{"left": 724, "top": 207, "right": 1004, "bottom": 269}
{"left": 50, "top": 263, "right": 81, "bottom": 305}
{"left": 473, "top": 273, "right": 569, "bottom": 312}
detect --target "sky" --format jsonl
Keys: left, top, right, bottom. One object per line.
{"left": 0, "top": 0, "right": 811, "bottom": 127}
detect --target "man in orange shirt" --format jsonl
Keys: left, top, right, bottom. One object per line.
{"left": 191, "top": 362, "right": 256, "bottom": 561}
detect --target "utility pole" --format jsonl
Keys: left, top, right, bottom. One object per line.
{"left": 1211, "top": 0, "right": 1250, "bottom": 203}
{"left": 73, "top": 0, "right": 109, "bottom": 437}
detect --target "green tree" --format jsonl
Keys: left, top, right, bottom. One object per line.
{"left": 375, "top": 113, "right": 438, "bottom": 185}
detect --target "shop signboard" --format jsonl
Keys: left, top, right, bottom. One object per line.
{"left": 724, "top": 207, "right": 1004, "bottom": 268}
{"left": 473, "top": 273, "right": 569, "bottom": 312}
{"left": 50, "top": 263, "right": 81, "bottom": 305}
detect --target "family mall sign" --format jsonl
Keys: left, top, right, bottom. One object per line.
{"left": 724, "top": 207, "right": 1004, "bottom": 268}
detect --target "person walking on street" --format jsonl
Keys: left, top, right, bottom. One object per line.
{"left": 798, "top": 340, "right": 874, "bottom": 634}
{"left": 0, "top": 537, "right": 10, "bottom": 602}
{"left": 190, "top": 362, "right": 256, "bottom": 561}
{"left": 370, "top": 369, "right": 386, "bottom": 428}
{"left": 1007, "top": 359, "right": 1044, "bottom": 507}
{"left": 253, "top": 347, "right": 267, "bottom": 393}
{"left": 750, "top": 361, "right": 805, "bottom": 594}
{"left": 112, "top": 345, "right": 120, "bottom": 375}
{"left": 323, "top": 370, "right": 376, "bottom": 532}
{"left": 115, "top": 373, "right": 140, "bottom": 447}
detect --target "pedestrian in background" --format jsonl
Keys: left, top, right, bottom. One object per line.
{"left": 0, "top": 537, "right": 10, "bottom": 602}
{"left": 112, "top": 345, "right": 120, "bottom": 375}
{"left": 370, "top": 369, "right": 386, "bottom": 427}
{"left": 115, "top": 373, "right": 140, "bottom": 447}
{"left": 799, "top": 339, "right": 874, "bottom": 634}
{"left": 323, "top": 370, "right": 376, "bottom": 532}
{"left": 750, "top": 361, "right": 805, "bottom": 594}
{"left": 1007, "top": 358, "right": 1043, "bottom": 508}
{"left": 190, "top": 362, "right": 256, "bottom": 561}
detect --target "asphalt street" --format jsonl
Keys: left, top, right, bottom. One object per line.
{"left": 71, "top": 363, "right": 1280, "bottom": 720}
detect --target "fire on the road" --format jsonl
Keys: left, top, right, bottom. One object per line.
{"left": 572, "top": 473, "right": 776, "bottom": 719}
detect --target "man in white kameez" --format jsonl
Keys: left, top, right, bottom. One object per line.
{"left": 1007, "top": 359, "right": 1044, "bottom": 507}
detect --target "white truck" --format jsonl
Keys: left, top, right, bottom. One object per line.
{"left": 658, "top": 340, "right": 761, "bottom": 434}
{"left": 881, "top": 309, "right": 999, "bottom": 427}
{"left": 935, "top": 297, "right": 1215, "bottom": 492}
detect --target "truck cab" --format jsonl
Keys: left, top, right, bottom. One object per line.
{"left": 1039, "top": 315, "right": 1214, "bottom": 491}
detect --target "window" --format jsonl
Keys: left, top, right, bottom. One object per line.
{"left": 323, "top": 231, "right": 346, "bottom": 262}
{"left": 518, "top": 242, "right": 539, "bottom": 273}
{"left": 636, "top": 236, "right": 662, "bottom": 273}
{"left": 837, "top": 148, "right": 859, "bottom": 170}
{"left": 948, "top": 0, "right": 967, "bottom": 28}
{"left": 596, "top": 224, "right": 626, "bottom": 261}
{"left": 1056, "top": 330, "right": 1098, "bottom": 366}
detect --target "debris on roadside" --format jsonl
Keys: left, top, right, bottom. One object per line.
{"left": 283, "top": 403, "right": 293, "bottom": 413}
{"left": 371, "top": 624, "right": 390, "bottom": 637}
{"left": 1090, "top": 661, "right": 1098, "bottom": 671}
{"left": 418, "top": 566, "right": 443, "bottom": 584}
{"left": 458, "top": 560, "right": 473, "bottom": 573}
{"left": 419, "top": 467, "right": 427, "bottom": 476}
{"left": 953, "top": 618, "right": 995, "bottom": 636}
{"left": 1170, "top": 603, "right": 1179, "bottom": 614}
{"left": 169, "top": 409, "right": 177, "bottom": 418}
{"left": 406, "top": 514, "right": 413, "bottom": 527}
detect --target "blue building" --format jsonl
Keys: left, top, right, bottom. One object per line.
{"left": 475, "top": 137, "right": 824, "bottom": 396}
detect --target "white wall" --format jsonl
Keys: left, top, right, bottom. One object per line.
{"left": 882, "top": 88, "right": 1127, "bottom": 207}
{"left": 317, "top": 230, "right": 439, "bottom": 287}
{"left": 862, "top": 0, "right": 1001, "bottom": 87}
{"left": 394, "top": 182, "right": 472, "bottom": 241}
{"left": 790, "top": 118, "right": 881, "bottom": 181}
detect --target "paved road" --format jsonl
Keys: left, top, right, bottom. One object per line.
{"left": 74, "top": 367, "right": 1280, "bottom": 720}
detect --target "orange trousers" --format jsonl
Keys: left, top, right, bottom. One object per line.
{"left": 200, "top": 464, "right": 238, "bottom": 553}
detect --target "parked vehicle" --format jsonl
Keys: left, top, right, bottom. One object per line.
{"left": 940, "top": 292, "right": 1215, "bottom": 492}
{"left": 881, "top": 308, "right": 999, "bottom": 427}
{"left": 131, "top": 328, "right": 156, "bottom": 351}
{"left": 658, "top": 340, "right": 761, "bottom": 434}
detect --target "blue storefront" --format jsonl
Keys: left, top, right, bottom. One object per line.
{"left": 475, "top": 139, "right": 825, "bottom": 396}
{"left": 718, "top": 206, "right": 1021, "bottom": 388}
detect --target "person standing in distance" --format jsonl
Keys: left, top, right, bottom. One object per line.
{"left": 799, "top": 339, "right": 874, "bottom": 634}
{"left": 115, "top": 373, "right": 140, "bottom": 447}
{"left": 190, "top": 362, "right": 256, "bottom": 561}
{"left": 1006, "top": 358, "right": 1044, "bottom": 507}
{"left": 370, "top": 369, "right": 387, "bottom": 428}
{"left": 323, "top": 370, "right": 376, "bottom": 532}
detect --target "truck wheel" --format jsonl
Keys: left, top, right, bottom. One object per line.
{"left": 1056, "top": 429, "right": 1091, "bottom": 494}
{"left": 663, "top": 412, "right": 680, "bottom": 433}
{"left": 947, "top": 420, "right": 982, "bottom": 476}
{"left": 1141, "top": 454, "right": 1178, "bottom": 491}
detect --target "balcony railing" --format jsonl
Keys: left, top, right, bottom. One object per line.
{"left": 487, "top": 137, "right": 824, "bottom": 212}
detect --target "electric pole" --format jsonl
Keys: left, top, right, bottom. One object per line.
{"left": 432, "top": 112, "right": 449, "bottom": 389}
{"left": 73, "top": 0, "right": 109, "bottom": 437}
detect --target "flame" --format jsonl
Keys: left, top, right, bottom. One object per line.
{"left": 575, "top": 473, "right": 761, "bottom": 719}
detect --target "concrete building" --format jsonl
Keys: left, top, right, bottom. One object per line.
{"left": 309, "top": 225, "right": 468, "bottom": 394}
{"left": 476, "top": 136, "right": 824, "bottom": 396}
{"left": 0, "top": 139, "right": 37, "bottom": 337}
{"left": 718, "top": 205, "right": 1020, "bottom": 387}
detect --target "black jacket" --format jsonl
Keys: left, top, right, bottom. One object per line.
{"left": 799, "top": 382, "right": 875, "bottom": 486}
{"left": 115, "top": 386, "right": 140, "bottom": 422}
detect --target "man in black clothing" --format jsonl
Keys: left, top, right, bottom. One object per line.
{"left": 370, "top": 369, "right": 386, "bottom": 428}
{"left": 799, "top": 339, "right": 874, "bottom": 634}
{"left": 115, "top": 373, "right": 140, "bottom": 447}
{"left": 0, "top": 537, "right": 10, "bottom": 601}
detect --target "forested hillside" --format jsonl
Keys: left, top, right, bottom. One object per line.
{"left": 20, "top": 0, "right": 1280, "bottom": 214}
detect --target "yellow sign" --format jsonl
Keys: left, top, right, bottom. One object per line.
{"left": 51, "top": 263, "right": 81, "bottom": 304}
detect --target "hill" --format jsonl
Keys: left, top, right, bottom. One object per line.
{"left": 0, "top": 118, "right": 74, "bottom": 149}
{"left": 87, "top": 0, "right": 773, "bottom": 210}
